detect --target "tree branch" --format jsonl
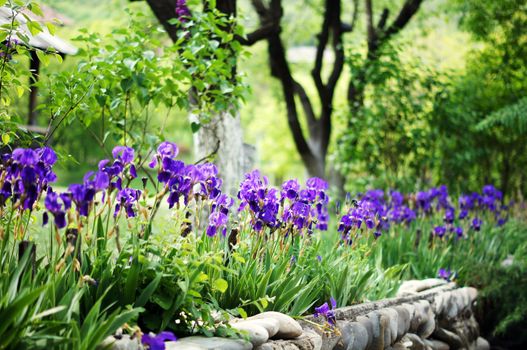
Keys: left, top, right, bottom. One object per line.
{"left": 377, "top": 8, "right": 389, "bottom": 30}
{"left": 251, "top": 0, "right": 268, "bottom": 16}
{"left": 268, "top": 33, "right": 320, "bottom": 175}
{"left": 293, "top": 82, "right": 317, "bottom": 127}
{"left": 249, "top": 0, "right": 319, "bottom": 175}
{"left": 237, "top": 23, "right": 278, "bottom": 46}
{"left": 351, "top": 0, "right": 359, "bottom": 31}
{"left": 365, "top": 0, "right": 377, "bottom": 54}
{"left": 383, "top": 0, "right": 423, "bottom": 40}
{"left": 326, "top": 0, "right": 345, "bottom": 99}
{"left": 311, "top": 3, "right": 331, "bottom": 105}
{"left": 145, "top": 0, "right": 179, "bottom": 42}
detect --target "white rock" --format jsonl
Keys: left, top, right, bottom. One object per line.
{"left": 417, "top": 317, "right": 436, "bottom": 339}
{"left": 446, "top": 293, "right": 459, "bottom": 319}
{"left": 397, "top": 279, "right": 447, "bottom": 296}
{"left": 402, "top": 303, "right": 416, "bottom": 320}
{"left": 403, "top": 333, "right": 427, "bottom": 350}
{"left": 231, "top": 318, "right": 280, "bottom": 338}
{"left": 466, "top": 287, "right": 478, "bottom": 304}
{"left": 423, "top": 339, "right": 450, "bottom": 350}
{"left": 174, "top": 336, "right": 252, "bottom": 350}
{"left": 99, "top": 335, "right": 143, "bottom": 350}
{"left": 475, "top": 337, "right": 490, "bottom": 350}
{"left": 165, "top": 342, "right": 205, "bottom": 350}
{"left": 384, "top": 308, "right": 399, "bottom": 342}
{"left": 501, "top": 255, "right": 514, "bottom": 267}
{"left": 248, "top": 312, "right": 302, "bottom": 339}
{"left": 394, "top": 305, "right": 411, "bottom": 339}
{"left": 231, "top": 322, "right": 269, "bottom": 346}
{"left": 433, "top": 293, "right": 446, "bottom": 315}
{"left": 410, "top": 302, "right": 427, "bottom": 332}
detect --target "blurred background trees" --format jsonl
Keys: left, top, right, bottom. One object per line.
{"left": 1, "top": 0, "right": 526, "bottom": 198}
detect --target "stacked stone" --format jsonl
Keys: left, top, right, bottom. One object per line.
{"left": 100, "top": 280, "right": 490, "bottom": 350}
{"left": 256, "top": 280, "right": 490, "bottom": 350}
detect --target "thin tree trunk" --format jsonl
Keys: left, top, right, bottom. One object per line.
{"left": 192, "top": 110, "right": 249, "bottom": 196}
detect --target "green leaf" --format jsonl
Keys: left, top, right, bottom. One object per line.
{"left": 26, "top": 20, "right": 43, "bottom": 36}
{"left": 237, "top": 307, "right": 247, "bottom": 319}
{"left": 53, "top": 53, "right": 63, "bottom": 64}
{"left": 120, "top": 78, "right": 134, "bottom": 92}
{"left": 134, "top": 274, "right": 161, "bottom": 308}
{"left": 35, "top": 50, "right": 49, "bottom": 66}
{"left": 212, "top": 278, "right": 228, "bottom": 293}
{"left": 191, "top": 122, "right": 201, "bottom": 133}
{"left": 16, "top": 86, "right": 24, "bottom": 98}
{"left": 124, "top": 256, "right": 141, "bottom": 305}
{"left": 46, "top": 22, "right": 56, "bottom": 35}
{"left": 2, "top": 133, "right": 10, "bottom": 145}
{"left": 31, "top": 306, "right": 66, "bottom": 321}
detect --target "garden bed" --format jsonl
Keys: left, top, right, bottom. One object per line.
{"left": 0, "top": 144, "right": 525, "bottom": 350}
{"left": 102, "top": 279, "right": 489, "bottom": 350}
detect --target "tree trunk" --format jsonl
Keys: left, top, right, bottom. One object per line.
{"left": 192, "top": 110, "right": 250, "bottom": 196}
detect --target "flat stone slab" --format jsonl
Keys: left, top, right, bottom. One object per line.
{"left": 397, "top": 279, "right": 448, "bottom": 296}
{"left": 255, "top": 329, "right": 322, "bottom": 350}
{"left": 99, "top": 335, "right": 142, "bottom": 350}
{"left": 167, "top": 336, "right": 252, "bottom": 350}
{"left": 248, "top": 312, "right": 303, "bottom": 339}
{"left": 230, "top": 318, "right": 280, "bottom": 338}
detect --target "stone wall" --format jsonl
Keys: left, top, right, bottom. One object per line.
{"left": 101, "top": 279, "right": 490, "bottom": 350}
{"left": 258, "top": 279, "right": 488, "bottom": 350}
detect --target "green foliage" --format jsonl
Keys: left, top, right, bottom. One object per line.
{"left": 368, "top": 214, "right": 527, "bottom": 340}
{"left": 337, "top": 44, "right": 442, "bottom": 192}
{"left": 0, "top": 0, "right": 54, "bottom": 146}
{"left": 0, "top": 1, "right": 247, "bottom": 174}
{"left": 333, "top": 0, "right": 527, "bottom": 197}
{"left": 0, "top": 239, "right": 143, "bottom": 349}
{"left": 476, "top": 96, "right": 527, "bottom": 135}
{"left": 39, "top": 9, "right": 246, "bottom": 159}
{"left": 432, "top": 1, "right": 527, "bottom": 196}
{"left": 171, "top": 7, "right": 248, "bottom": 123}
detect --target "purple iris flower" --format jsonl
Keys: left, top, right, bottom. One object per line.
{"left": 452, "top": 226, "right": 463, "bottom": 238}
{"left": 12, "top": 148, "right": 39, "bottom": 166}
{"left": 206, "top": 211, "right": 228, "bottom": 237}
{"left": 390, "top": 190, "right": 404, "bottom": 206}
{"left": 444, "top": 208, "right": 455, "bottom": 224}
{"left": 281, "top": 179, "right": 300, "bottom": 200}
{"left": 44, "top": 189, "right": 69, "bottom": 228}
{"left": 459, "top": 209, "right": 469, "bottom": 220}
{"left": 438, "top": 268, "right": 454, "bottom": 281}
{"left": 0, "top": 147, "right": 58, "bottom": 210}
{"left": 112, "top": 146, "right": 135, "bottom": 164}
{"left": 434, "top": 225, "right": 446, "bottom": 238}
{"left": 471, "top": 217, "right": 482, "bottom": 231}
{"left": 497, "top": 217, "right": 507, "bottom": 227}
{"left": 84, "top": 171, "right": 110, "bottom": 191}
{"left": 238, "top": 170, "right": 280, "bottom": 231}
{"left": 151, "top": 142, "right": 223, "bottom": 208}
{"left": 175, "top": 0, "right": 191, "bottom": 21}
{"left": 142, "top": 331, "right": 177, "bottom": 350}
{"left": 416, "top": 191, "right": 431, "bottom": 212}
{"left": 314, "top": 297, "right": 337, "bottom": 326}
{"left": 149, "top": 142, "right": 179, "bottom": 169}
{"left": 37, "top": 147, "right": 57, "bottom": 166}
{"left": 69, "top": 183, "right": 97, "bottom": 216}
{"left": 115, "top": 188, "right": 141, "bottom": 218}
